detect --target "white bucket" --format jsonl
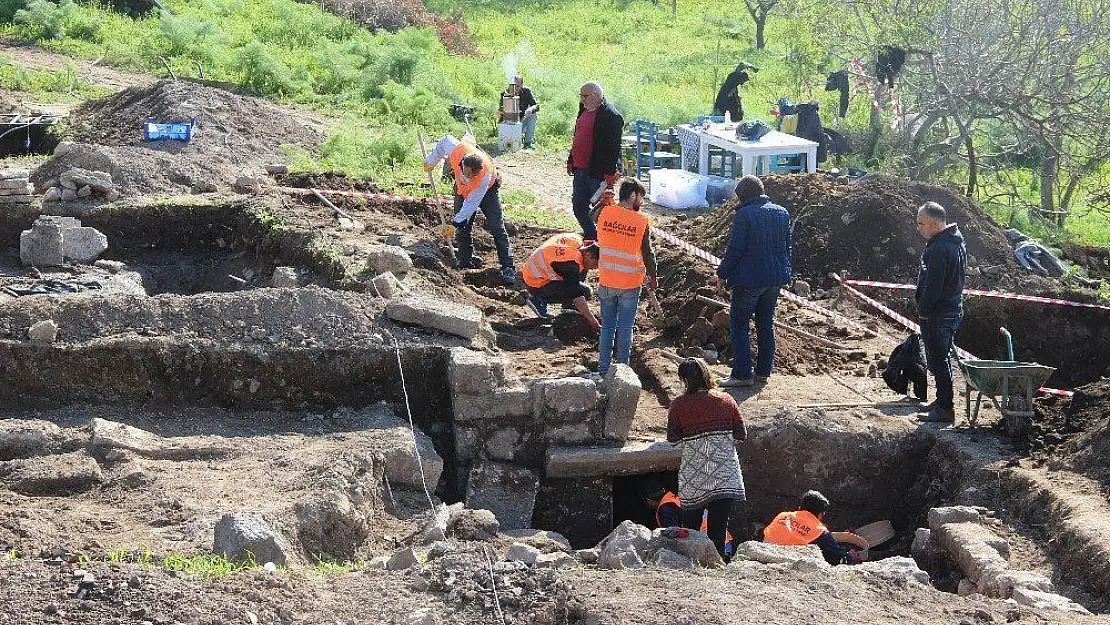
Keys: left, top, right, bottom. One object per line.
{"left": 498, "top": 122, "right": 523, "bottom": 153}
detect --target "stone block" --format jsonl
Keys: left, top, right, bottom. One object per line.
{"left": 533, "top": 477, "right": 612, "bottom": 549}
{"left": 0, "top": 181, "right": 32, "bottom": 191}
{"left": 386, "top": 547, "right": 419, "bottom": 570}
{"left": 533, "top": 377, "right": 600, "bottom": 419}
{"left": 453, "top": 386, "right": 531, "bottom": 422}
{"left": 484, "top": 427, "right": 522, "bottom": 462}
{"left": 28, "top": 320, "right": 58, "bottom": 343}
{"left": 357, "top": 408, "right": 444, "bottom": 492}
{"left": 506, "top": 542, "right": 541, "bottom": 565}
{"left": 369, "top": 271, "right": 403, "bottom": 299}
{"left": 598, "top": 545, "right": 644, "bottom": 570}
{"left": 366, "top": 244, "right": 413, "bottom": 276}
{"left": 61, "top": 187, "right": 78, "bottom": 201}
{"left": 731, "top": 541, "right": 829, "bottom": 568}
{"left": 0, "top": 167, "right": 30, "bottom": 179}
{"left": 265, "top": 163, "right": 289, "bottom": 175}
{"left": 90, "top": 418, "right": 233, "bottom": 460}
{"left": 295, "top": 491, "right": 369, "bottom": 561}
{"left": 985, "top": 569, "right": 1054, "bottom": 598}
{"left": 575, "top": 548, "right": 599, "bottom": 564}
{"left": 545, "top": 442, "right": 680, "bottom": 479}
{"left": 1010, "top": 588, "right": 1090, "bottom": 614}
{"left": 464, "top": 460, "right": 539, "bottom": 531}
{"left": 0, "top": 194, "right": 32, "bottom": 204}
{"left": 911, "top": 527, "right": 932, "bottom": 556}
{"left": 546, "top": 422, "right": 592, "bottom": 445}
{"left": 386, "top": 296, "right": 483, "bottom": 340}
{"left": 62, "top": 227, "right": 108, "bottom": 263}
{"left": 598, "top": 520, "right": 652, "bottom": 569}
{"left": 534, "top": 552, "right": 576, "bottom": 569}
{"left": 42, "top": 187, "right": 62, "bottom": 203}
{"left": 793, "top": 280, "right": 812, "bottom": 298}
{"left": 453, "top": 426, "right": 480, "bottom": 464}
{"left": 271, "top": 267, "right": 300, "bottom": 288}
{"left": 927, "top": 506, "right": 982, "bottom": 530}
{"left": 447, "top": 347, "right": 507, "bottom": 396}
{"left": 934, "top": 522, "right": 1009, "bottom": 587}
{"left": 602, "top": 364, "right": 641, "bottom": 442}
{"left": 76, "top": 185, "right": 92, "bottom": 198}
{"left": 0, "top": 451, "right": 102, "bottom": 495}
{"left": 19, "top": 218, "right": 64, "bottom": 267}
{"left": 214, "top": 512, "right": 290, "bottom": 566}
{"left": 418, "top": 503, "right": 450, "bottom": 545}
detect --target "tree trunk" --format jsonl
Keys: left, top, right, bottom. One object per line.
{"left": 754, "top": 12, "right": 766, "bottom": 49}
{"left": 1039, "top": 151, "right": 1057, "bottom": 224}
{"left": 866, "top": 83, "right": 886, "bottom": 159}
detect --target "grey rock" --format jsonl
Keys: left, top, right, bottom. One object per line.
{"left": 987, "top": 570, "right": 1054, "bottom": 598}
{"left": 381, "top": 418, "right": 443, "bottom": 493}
{"left": 28, "top": 320, "right": 58, "bottom": 343}
{"left": 483, "top": 427, "right": 521, "bottom": 461}
{"left": 61, "top": 187, "right": 78, "bottom": 201}
{"left": 652, "top": 548, "right": 696, "bottom": 570}
{"left": 448, "top": 507, "right": 499, "bottom": 541}
{"left": 934, "top": 522, "right": 1008, "bottom": 588}
{"left": 213, "top": 512, "right": 290, "bottom": 566}
{"left": 793, "top": 280, "right": 812, "bottom": 298}
{"left": 367, "top": 555, "right": 389, "bottom": 570}
{"left": 386, "top": 296, "right": 483, "bottom": 340}
{"left": 453, "top": 386, "right": 531, "bottom": 422}
{"left": 386, "top": 547, "right": 419, "bottom": 570}
{"left": 575, "top": 548, "right": 599, "bottom": 564}
{"left": 233, "top": 170, "right": 264, "bottom": 193}
{"left": 93, "top": 259, "right": 126, "bottom": 273}
{"left": 265, "top": 164, "right": 289, "bottom": 175}
{"left": 418, "top": 503, "right": 450, "bottom": 545}
{"left": 506, "top": 542, "right": 541, "bottom": 565}
{"left": 62, "top": 227, "right": 108, "bottom": 263}
{"left": 648, "top": 528, "right": 723, "bottom": 568}
{"left": 0, "top": 420, "right": 69, "bottom": 461}
{"left": 731, "top": 541, "right": 830, "bottom": 569}
{"left": 42, "top": 187, "right": 62, "bottom": 202}
{"left": 843, "top": 556, "right": 930, "bottom": 584}
{"left": 598, "top": 545, "right": 644, "bottom": 570}
{"left": 0, "top": 194, "right": 32, "bottom": 204}
{"left": 369, "top": 271, "right": 403, "bottom": 299}
{"left": 295, "top": 491, "right": 369, "bottom": 561}
{"left": 0, "top": 451, "right": 102, "bottom": 495}
{"left": 53, "top": 142, "right": 75, "bottom": 157}
{"left": 404, "top": 609, "right": 440, "bottom": 625}
{"left": 76, "top": 185, "right": 92, "bottom": 198}
{"left": 502, "top": 529, "right": 572, "bottom": 553}
{"left": 366, "top": 244, "right": 413, "bottom": 276}
{"left": 602, "top": 364, "right": 641, "bottom": 442}
{"left": 534, "top": 552, "right": 576, "bottom": 569}
{"left": 90, "top": 418, "right": 232, "bottom": 460}
{"left": 597, "top": 520, "right": 652, "bottom": 569}
{"left": 1010, "top": 588, "right": 1090, "bottom": 614}
{"left": 0, "top": 167, "right": 30, "bottom": 178}
{"left": 271, "top": 267, "right": 300, "bottom": 288}
{"left": 464, "top": 461, "right": 539, "bottom": 531}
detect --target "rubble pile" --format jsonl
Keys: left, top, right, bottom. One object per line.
{"left": 19, "top": 215, "right": 108, "bottom": 266}
{"left": 40, "top": 159, "right": 121, "bottom": 203}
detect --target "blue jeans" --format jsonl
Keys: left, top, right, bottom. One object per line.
{"left": 730, "top": 286, "right": 780, "bottom": 380}
{"left": 572, "top": 169, "right": 602, "bottom": 240}
{"left": 920, "top": 313, "right": 962, "bottom": 411}
{"left": 598, "top": 285, "right": 641, "bottom": 374}
{"left": 522, "top": 113, "right": 538, "bottom": 148}
{"left": 453, "top": 189, "right": 513, "bottom": 271}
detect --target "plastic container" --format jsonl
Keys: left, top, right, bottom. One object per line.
{"left": 498, "top": 122, "right": 522, "bottom": 152}
{"left": 704, "top": 174, "right": 737, "bottom": 206}
{"left": 649, "top": 169, "right": 708, "bottom": 209}
{"left": 143, "top": 118, "right": 194, "bottom": 142}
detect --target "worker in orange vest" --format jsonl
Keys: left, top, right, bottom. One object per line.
{"left": 591, "top": 177, "right": 658, "bottom": 378}
{"left": 521, "top": 232, "right": 601, "bottom": 329}
{"left": 423, "top": 134, "right": 515, "bottom": 284}
{"left": 642, "top": 486, "right": 736, "bottom": 557}
{"left": 763, "top": 490, "right": 862, "bottom": 565}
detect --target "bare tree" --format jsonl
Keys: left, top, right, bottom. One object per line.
{"left": 743, "top": 0, "right": 779, "bottom": 49}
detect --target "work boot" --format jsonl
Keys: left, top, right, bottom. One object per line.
{"left": 719, "top": 377, "right": 754, "bottom": 388}
{"left": 918, "top": 406, "right": 956, "bottom": 423}
{"left": 525, "top": 295, "right": 550, "bottom": 319}
{"left": 499, "top": 267, "right": 518, "bottom": 285}
{"left": 458, "top": 257, "right": 484, "bottom": 269}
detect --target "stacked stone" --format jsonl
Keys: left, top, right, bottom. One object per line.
{"left": 0, "top": 168, "right": 34, "bottom": 206}
{"left": 42, "top": 167, "right": 121, "bottom": 203}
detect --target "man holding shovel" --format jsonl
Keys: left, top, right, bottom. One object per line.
{"left": 423, "top": 134, "right": 515, "bottom": 284}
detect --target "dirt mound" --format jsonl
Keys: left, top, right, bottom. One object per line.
{"left": 1062, "top": 243, "right": 1110, "bottom": 279}
{"left": 683, "top": 173, "right": 1020, "bottom": 285}
{"left": 1033, "top": 380, "right": 1110, "bottom": 485}
{"left": 32, "top": 80, "right": 326, "bottom": 196}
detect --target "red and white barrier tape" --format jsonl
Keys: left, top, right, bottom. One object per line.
{"left": 833, "top": 275, "right": 1073, "bottom": 398}
{"left": 271, "top": 185, "right": 575, "bottom": 215}
{"left": 843, "top": 279, "right": 1110, "bottom": 312}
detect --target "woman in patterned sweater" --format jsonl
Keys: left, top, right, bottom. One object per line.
{"left": 667, "top": 358, "right": 747, "bottom": 560}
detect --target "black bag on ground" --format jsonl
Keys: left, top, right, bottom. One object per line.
{"left": 883, "top": 333, "right": 928, "bottom": 400}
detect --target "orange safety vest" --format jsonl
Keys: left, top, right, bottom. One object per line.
{"left": 596, "top": 203, "right": 649, "bottom": 289}
{"left": 523, "top": 233, "right": 585, "bottom": 288}
{"left": 447, "top": 142, "right": 496, "bottom": 198}
{"left": 763, "top": 510, "right": 828, "bottom": 546}
{"left": 655, "top": 491, "right": 735, "bottom": 543}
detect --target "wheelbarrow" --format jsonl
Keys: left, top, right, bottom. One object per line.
{"left": 954, "top": 327, "right": 1055, "bottom": 428}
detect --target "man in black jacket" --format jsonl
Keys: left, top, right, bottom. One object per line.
{"left": 567, "top": 81, "right": 624, "bottom": 240}
{"left": 915, "top": 201, "right": 967, "bottom": 423}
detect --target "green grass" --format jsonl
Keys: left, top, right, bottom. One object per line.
{"left": 503, "top": 205, "right": 578, "bottom": 230}
{"left": 99, "top": 545, "right": 263, "bottom": 579}
{"left": 0, "top": 54, "right": 109, "bottom": 99}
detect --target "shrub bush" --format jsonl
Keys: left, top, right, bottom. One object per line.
{"left": 319, "top": 0, "right": 429, "bottom": 31}
{"left": 14, "top": 0, "right": 76, "bottom": 39}
{"left": 0, "top": 0, "right": 27, "bottom": 23}
{"left": 232, "top": 40, "right": 305, "bottom": 97}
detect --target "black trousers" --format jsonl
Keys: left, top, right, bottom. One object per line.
{"left": 681, "top": 498, "right": 734, "bottom": 560}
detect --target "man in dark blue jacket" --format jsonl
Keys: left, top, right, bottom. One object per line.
{"left": 914, "top": 201, "right": 967, "bottom": 422}
{"left": 715, "top": 175, "right": 792, "bottom": 387}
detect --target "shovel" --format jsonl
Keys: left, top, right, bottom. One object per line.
{"left": 416, "top": 131, "right": 457, "bottom": 268}
{"left": 643, "top": 284, "right": 668, "bottom": 329}
{"left": 854, "top": 520, "right": 895, "bottom": 549}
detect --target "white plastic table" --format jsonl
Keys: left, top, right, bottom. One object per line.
{"left": 683, "top": 124, "right": 818, "bottom": 176}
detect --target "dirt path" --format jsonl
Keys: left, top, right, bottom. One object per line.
{"left": 0, "top": 39, "right": 155, "bottom": 91}
{"left": 494, "top": 148, "right": 575, "bottom": 211}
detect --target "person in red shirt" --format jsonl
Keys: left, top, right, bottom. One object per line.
{"left": 567, "top": 81, "right": 624, "bottom": 240}
{"left": 666, "top": 358, "right": 747, "bottom": 560}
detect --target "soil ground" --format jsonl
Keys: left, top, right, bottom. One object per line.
{"left": 0, "top": 40, "right": 1109, "bottom": 625}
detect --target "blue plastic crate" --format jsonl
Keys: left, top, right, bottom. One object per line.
{"left": 143, "top": 118, "right": 195, "bottom": 142}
